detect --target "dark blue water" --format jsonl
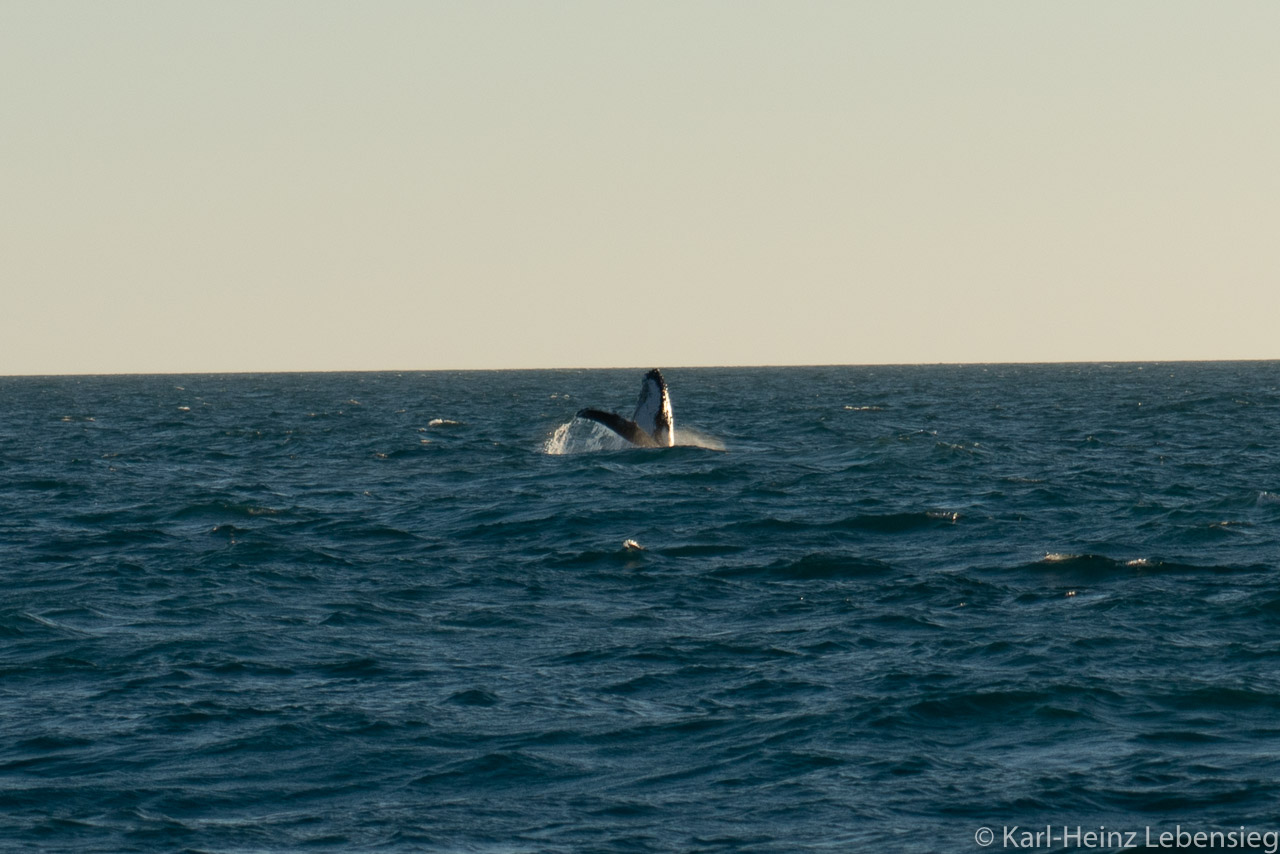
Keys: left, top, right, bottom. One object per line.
{"left": 3, "top": 364, "right": 1279, "bottom": 852}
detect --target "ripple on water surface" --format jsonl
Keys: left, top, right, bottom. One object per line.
{"left": 1, "top": 364, "right": 1279, "bottom": 851}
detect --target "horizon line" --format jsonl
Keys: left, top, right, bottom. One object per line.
{"left": 3, "top": 356, "right": 1277, "bottom": 380}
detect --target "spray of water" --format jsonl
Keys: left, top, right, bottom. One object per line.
{"left": 541, "top": 418, "right": 725, "bottom": 455}
{"left": 675, "top": 427, "right": 726, "bottom": 452}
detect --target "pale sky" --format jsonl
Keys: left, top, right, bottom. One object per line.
{"left": 3, "top": 1, "right": 1277, "bottom": 375}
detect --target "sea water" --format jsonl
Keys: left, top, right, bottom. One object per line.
{"left": 2, "top": 363, "right": 1279, "bottom": 852}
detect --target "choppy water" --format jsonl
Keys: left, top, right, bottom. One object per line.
{"left": 2, "top": 363, "right": 1279, "bottom": 852}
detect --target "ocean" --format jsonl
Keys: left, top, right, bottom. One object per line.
{"left": 2, "top": 363, "right": 1279, "bottom": 853}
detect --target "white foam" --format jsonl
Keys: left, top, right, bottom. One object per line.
{"left": 541, "top": 422, "right": 572, "bottom": 455}
{"left": 541, "top": 419, "right": 628, "bottom": 454}
{"left": 540, "top": 419, "right": 726, "bottom": 455}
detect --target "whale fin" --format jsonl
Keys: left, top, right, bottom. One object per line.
{"left": 632, "top": 369, "right": 674, "bottom": 447}
{"left": 575, "top": 408, "right": 660, "bottom": 448}
{"left": 574, "top": 369, "right": 675, "bottom": 448}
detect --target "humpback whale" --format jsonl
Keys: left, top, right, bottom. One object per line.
{"left": 576, "top": 369, "right": 674, "bottom": 448}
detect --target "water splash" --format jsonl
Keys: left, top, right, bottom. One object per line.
{"left": 674, "top": 427, "right": 726, "bottom": 452}
{"left": 541, "top": 419, "right": 629, "bottom": 454}
{"left": 541, "top": 419, "right": 725, "bottom": 454}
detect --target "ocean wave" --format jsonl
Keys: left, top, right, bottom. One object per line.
{"left": 167, "top": 501, "right": 292, "bottom": 523}
{"left": 6, "top": 365, "right": 1280, "bottom": 852}
{"left": 412, "top": 751, "right": 587, "bottom": 789}
{"left": 725, "top": 511, "right": 961, "bottom": 537}
{"left": 1011, "top": 553, "right": 1269, "bottom": 579}
{"left": 713, "top": 553, "right": 894, "bottom": 580}
{"left": 442, "top": 689, "right": 499, "bottom": 707}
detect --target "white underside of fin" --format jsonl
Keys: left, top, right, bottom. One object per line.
{"left": 632, "top": 370, "right": 674, "bottom": 446}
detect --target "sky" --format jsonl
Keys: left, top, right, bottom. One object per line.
{"left": 3, "top": 1, "right": 1277, "bottom": 375}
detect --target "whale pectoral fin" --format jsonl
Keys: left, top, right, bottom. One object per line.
{"left": 576, "top": 408, "right": 659, "bottom": 448}
{"left": 632, "top": 369, "right": 674, "bottom": 446}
